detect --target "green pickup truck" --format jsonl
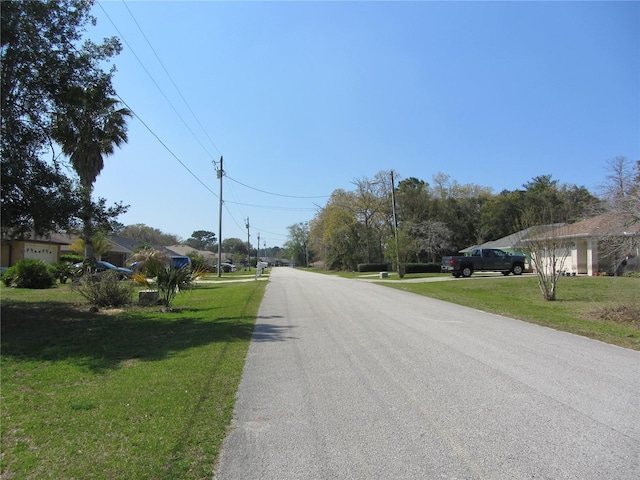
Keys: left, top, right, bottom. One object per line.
{"left": 441, "top": 248, "right": 526, "bottom": 278}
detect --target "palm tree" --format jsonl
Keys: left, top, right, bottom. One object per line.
{"left": 52, "top": 80, "right": 131, "bottom": 259}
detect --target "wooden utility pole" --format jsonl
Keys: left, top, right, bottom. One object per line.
{"left": 390, "top": 171, "right": 400, "bottom": 277}
{"left": 217, "top": 156, "right": 223, "bottom": 278}
{"left": 245, "top": 217, "right": 251, "bottom": 270}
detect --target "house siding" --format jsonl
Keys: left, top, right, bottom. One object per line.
{"left": 1, "top": 239, "right": 62, "bottom": 269}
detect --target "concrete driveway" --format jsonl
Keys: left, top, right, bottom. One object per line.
{"left": 214, "top": 267, "right": 639, "bottom": 479}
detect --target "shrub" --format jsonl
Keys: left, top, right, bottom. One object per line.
{"left": 357, "top": 263, "right": 391, "bottom": 273}
{"left": 61, "top": 254, "right": 83, "bottom": 264}
{"left": 49, "top": 262, "right": 73, "bottom": 283}
{"left": 405, "top": 263, "right": 442, "bottom": 274}
{"left": 2, "top": 259, "right": 55, "bottom": 288}
{"left": 187, "top": 251, "right": 207, "bottom": 271}
{"left": 74, "top": 270, "right": 134, "bottom": 307}
{"left": 128, "top": 247, "right": 168, "bottom": 276}
{"left": 2, "top": 266, "right": 17, "bottom": 287}
{"left": 155, "top": 264, "right": 208, "bottom": 310}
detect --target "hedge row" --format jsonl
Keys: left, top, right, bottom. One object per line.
{"left": 357, "top": 263, "right": 391, "bottom": 273}
{"left": 356, "top": 263, "right": 442, "bottom": 273}
{"left": 404, "top": 263, "right": 442, "bottom": 274}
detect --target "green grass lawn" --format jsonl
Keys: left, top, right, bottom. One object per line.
{"left": 381, "top": 274, "right": 640, "bottom": 350}
{"left": 298, "top": 269, "right": 639, "bottom": 350}
{"left": 2, "top": 269, "right": 638, "bottom": 478}
{"left": 1, "top": 280, "right": 266, "bottom": 479}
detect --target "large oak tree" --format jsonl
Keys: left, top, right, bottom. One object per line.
{"left": 1, "top": 0, "right": 125, "bottom": 240}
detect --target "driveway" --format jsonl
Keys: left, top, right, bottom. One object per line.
{"left": 214, "top": 267, "right": 639, "bottom": 479}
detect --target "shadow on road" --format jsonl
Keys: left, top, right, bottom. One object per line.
{"left": 252, "top": 318, "right": 298, "bottom": 342}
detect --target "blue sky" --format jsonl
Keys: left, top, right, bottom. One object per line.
{"left": 87, "top": 1, "right": 639, "bottom": 248}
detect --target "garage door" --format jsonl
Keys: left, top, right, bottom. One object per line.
{"left": 24, "top": 243, "right": 58, "bottom": 264}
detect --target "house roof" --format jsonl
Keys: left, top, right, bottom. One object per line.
{"left": 108, "top": 236, "right": 139, "bottom": 253}
{"left": 15, "top": 233, "right": 282, "bottom": 265}
{"left": 164, "top": 245, "right": 218, "bottom": 261}
{"left": 58, "top": 234, "right": 137, "bottom": 254}
{"left": 462, "top": 214, "right": 639, "bottom": 252}
{"left": 460, "top": 225, "right": 564, "bottom": 253}
{"left": 533, "top": 214, "right": 639, "bottom": 240}
{"left": 13, "top": 232, "right": 76, "bottom": 245}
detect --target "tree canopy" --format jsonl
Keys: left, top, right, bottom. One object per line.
{"left": 221, "top": 238, "right": 248, "bottom": 257}
{"left": 307, "top": 170, "right": 602, "bottom": 270}
{"left": 119, "top": 224, "right": 180, "bottom": 246}
{"left": 284, "top": 222, "right": 311, "bottom": 266}
{"left": 185, "top": 230, "right": 217, "bottom": 251}
{"left": 1, "top": 0, "right": 125, "bottom": 239}
{"left": 52, "top": 78, "right": 131, "bottom": 259}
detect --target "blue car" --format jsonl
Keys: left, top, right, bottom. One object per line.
{"left": 170, "top": 256, "right": 192, "bottom": 269}
{"left": 73, "top": 260, "right": 134, "bottom": 279}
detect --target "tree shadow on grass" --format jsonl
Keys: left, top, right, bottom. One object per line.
{"left": 1, "top": 299, "right": 290, "bottom": 373}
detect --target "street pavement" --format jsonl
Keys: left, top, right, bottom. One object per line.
{"left": 213, "top": 267, "right": 639, "bottom": 479}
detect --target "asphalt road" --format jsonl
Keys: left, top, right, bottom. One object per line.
{"left": 213, "top": 268, "right": 639, "bottom": 480}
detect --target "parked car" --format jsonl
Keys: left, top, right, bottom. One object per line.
{"left": 214, "top": 262, "right": 236, "bottom": 273}
{"left": 441, "top": 248, "right": 526, "bottom": 278}
{"left": 73, "top": 260, "right": 134, "bottom": 279}
{"left": 170, "top": 256, "right": 192, "bottom": 269}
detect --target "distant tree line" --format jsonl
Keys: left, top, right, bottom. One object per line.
{"left": 302, "top": 160, "right": 639, "bottom": 271}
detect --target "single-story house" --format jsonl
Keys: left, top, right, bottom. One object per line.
{"left": 460, "top": 225, "right": 564, "bottom": 272}
{"left": 259, "top": 256, "right": 293, "bottom": 267}
{"left": 1, "top": 234, "right": 225, "bottom": 270}
{"left": 461, "top": 224, "right": 565, "bottom": 255}
{"left": 524, "top": 214, "right": 639, "bottom": 276}
{"left": 464, "top": 214, "right": 639, "bottom": 276}
{"left": 58, "top": 235, "right": 138, "bottom": 268}
{"left": 163, "top": 244, "right": 219, "bottom": 265}
{"left": 1, "top": 233, "right": 74, "bottom": 270}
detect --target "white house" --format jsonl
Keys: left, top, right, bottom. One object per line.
{"left": 523, "top": 214, "right": 639, "bottom": 276}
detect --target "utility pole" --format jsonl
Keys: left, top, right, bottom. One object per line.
{"left": 216, "top": 156, "right": 223, "bottom": 278}
{"left": 257, "top": 232, "right": 260, "bottom": 264}
{"left": 390, "top": 170, "right": 400, "bottom": 277}
{"left": 245, "top": 218, "right": 251, "bottom": 270}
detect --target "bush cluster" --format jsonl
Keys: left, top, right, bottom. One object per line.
{"left": 74, "top": 270, "right": 134, "bottom": 307}
{"left": 2, "top": 259, "right": 55, "bottom": 288}
{"left": 49, "top": 262, "right": 74, "bottom": 283}
{"left": 155, "top": 265, "right": 196, "bottom": 310}
{"left": 61, "top": 254, "right": 83, "bottom": 264}
{"left": 404, "top": 263, "right": 442, "bottom": 274}
{"left": 357, "top": 263, "right": 391, "bottom": 273}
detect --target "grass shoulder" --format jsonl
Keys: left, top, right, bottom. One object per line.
{"left": 307, "top": 268, "right": 639, "bottom": 350}
{"left": 386, "top": 275, "right": 640, "bottom": 350}
{"left": 1, "top": 279, "right": 267, "bottom": 479}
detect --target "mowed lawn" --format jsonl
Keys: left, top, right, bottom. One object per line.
{"left": 2, "top": 271, "right": 638, "bottom": 479}
{"left": 1, "top": 279, "right": 266, "bottom": 480}
{"left": 381, "top": 274, "right": 640, "bottom": 351}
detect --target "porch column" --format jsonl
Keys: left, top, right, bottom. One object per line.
{"left": 586, "top": 239, "right": 598, "bottom": 276}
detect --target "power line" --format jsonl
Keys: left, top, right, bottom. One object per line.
{"left": 97, "top": 1, "right": 219, "bottom": 163}
{"left": 226, "top": 175, "right": 330, "bottom": 199}
{"left": 224, "top": 200, "right": 315, "bottom": 211}
{"left": 115, "top": 94, "right": 218, "bottom": 198}
{"left": 95, "top": 2, "right": 324, "bottom": 241}
{"left": 62, "top": 9, "right": 218, "bottom": 199}
{"left": 120, "top": 0, "right": 223, "bottom": 156}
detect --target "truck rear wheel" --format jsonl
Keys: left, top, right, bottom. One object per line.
{"left": 461, "top": 266, "right": 473, "bottom": 278}
{"left": 512, "top": 264, "right": 524, "bottom": 275}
